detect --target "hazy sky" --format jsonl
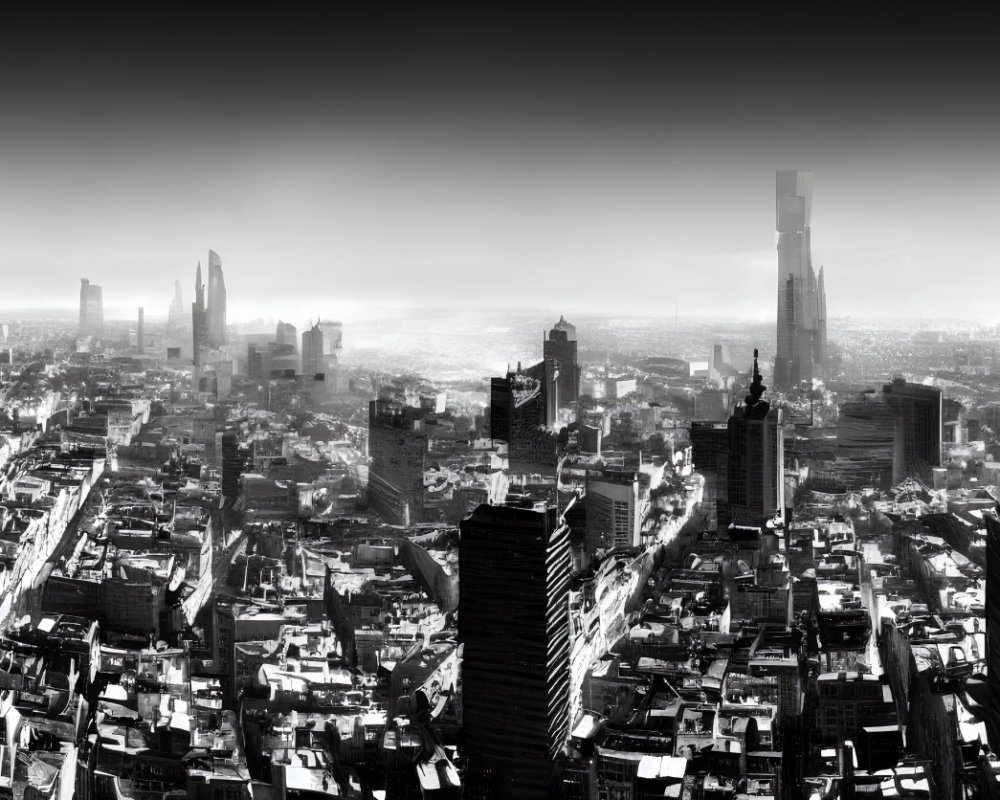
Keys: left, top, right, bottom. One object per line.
{"left": 1, "top": 6, "right": 997, "bottom": 323}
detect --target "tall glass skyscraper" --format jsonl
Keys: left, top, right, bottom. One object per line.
{"left": 206, "top": 249, "right": 227, "bottom": 348}
{"left": 773, "top": 170, "right": 827, "bottom": 389}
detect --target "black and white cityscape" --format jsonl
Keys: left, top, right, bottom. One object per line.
{"left": 0, "top": 6, "right": 998, "bottom": 800}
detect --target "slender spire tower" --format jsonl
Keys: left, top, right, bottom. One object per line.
{"left": 191, "top": 262, "right": 208, "bottom": 365}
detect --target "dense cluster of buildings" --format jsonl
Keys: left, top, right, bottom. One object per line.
{"left": 9, "top": 168, "right": 1000, "bottom": 798}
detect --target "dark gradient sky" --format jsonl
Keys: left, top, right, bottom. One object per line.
{"left": 1, "top": 6, "right": 997, "bottom": 323}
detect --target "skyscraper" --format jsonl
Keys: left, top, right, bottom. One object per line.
{"left": 773, "top": 170, "right": 827, "bottom": 390}
{"left": 882, "top": 378, "right": 942, "bottom": 483}
{"left": 984, "top": 514, "right": 1000, "bottom": 747}
{"left": 191, "top": 262, "right": 208, "bottom": 366}
{"left": 167, "top": 279, "right": 187, "bottom": 333}
{"left": 367, "top": 399, "right": 428, "bottom": 525}
{"left": 78, "top": 279, "right": 104, "bottom": 338}
{"left": 459, "top": 503, "right": 571, "bottom": 799}
{"left": 489, "top": 370, "right": 559, "bottom": 468}
{"left": 275, "top": 320, "right": 297, "bottom": 349}
{"left": 136, "top": 307, "right": 144, "bottom": 355}
{"left": 727, "top": 349, "right": 785, "bottom": 526}
{"left": 206, "top": 249, "right": 227, "bottom": 347}
{"left": 543, "top": 315, "right": 581, "bottom": 414}
{"left": 301, "top": 324, "right": 324, "bottom": 376}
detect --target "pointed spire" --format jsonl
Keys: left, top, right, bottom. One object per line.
{"left": 745, "top": 348, "right": 767, "bottom": 411}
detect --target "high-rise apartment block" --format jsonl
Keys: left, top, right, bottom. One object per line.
{"left": 773, "top": 170, "right": 827, "bottom": 390}
{"left": 459, "top": 503, "right": 571, "bottom": 800}
{"left": 79, "top": 279, "right": 104, "bottom": 339}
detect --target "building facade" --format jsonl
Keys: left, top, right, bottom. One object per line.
{"left": 459, "top": 503, "right": 572, "bottom": 800}
{"left": 882, "top": 378, "right": 942, "bottom": 483}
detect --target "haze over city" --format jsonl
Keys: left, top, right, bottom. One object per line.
{"left": 2, "top": 6, "right": 998, "bottom": 321}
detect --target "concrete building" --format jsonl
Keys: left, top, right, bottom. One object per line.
{"left": 773, "top": 170, "right": 827, "bottom": 389}
{"left": 459, "top": 503, "right": 571, "bottom": 799}
{"left": 586, "top": 470, "right": 642, "bottom": 550}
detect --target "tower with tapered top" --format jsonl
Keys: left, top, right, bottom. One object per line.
{"left": 727, "top": 348, "right": 785, "bottom": 526}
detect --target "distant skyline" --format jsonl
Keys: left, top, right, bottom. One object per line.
{"left": 1, "top": 7, "right": 997, "bottom": 322}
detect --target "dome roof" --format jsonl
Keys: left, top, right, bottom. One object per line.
{"left": 550, "top": 315, "right": 577, "bottom": 341}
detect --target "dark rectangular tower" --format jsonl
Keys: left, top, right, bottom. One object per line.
{"left": 882, "top": 378, "right": 942, "bottom": 483}
{"left": 459, "top": 502, "right": 572, "bottom": 800}
{"left": 543, "top": 315, "right": 581, "bottom": 414}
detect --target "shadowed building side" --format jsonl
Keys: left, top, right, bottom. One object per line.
{"left": 459, "top": 503, "right": 571, "bottom": 799}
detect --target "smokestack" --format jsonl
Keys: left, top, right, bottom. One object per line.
{"left": 137, "top": 307, "right": 144, "bottom": 355}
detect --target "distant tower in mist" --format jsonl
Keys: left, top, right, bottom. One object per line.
{"left": 206, "top": 249, "right": 227, "bottom": 347}
{"left": 773, "top": 170, "right": 827, "bottom": 390}
{"left": 136, "top": 307, "right": 144, "bottom": 354}
{"left": 275, "top": 320, "right": 297, "bottom": 349}
{"left": 79, "top": 279, "right": 104, "bottom": 339}
{"left": 191, "top": 262, "right": 208, "bottom": 366}
{"left": 167, "top": 279, "right": 187, "bottom": 333}
{"left": 319, "top": 320, "right": 343, "bottom": 358}
{"left": 301, "top": 323, "right": 324, "bottom": 376}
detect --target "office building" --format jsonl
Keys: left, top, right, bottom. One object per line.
{"left": 302, "top": 324, "right": 324, "bottom": 377}
{"left": 773, "top": 170, "right": 827, "bottom": 389}
{"left": 191, "top": 262, "right": 208, "bottom": 366}
{"left": 586, "top": 470, "right": 643, "bottom": 550}
{"left": 543, "top": 315, "right": 581, "bottom": 413}
{"left": 367, "top": 399, "right": 428, "bottom": 525}
{"left": 835, "top": 393, "right": 902, "bottom": 489}
{"left": 78, "top": 279, "right": 104, "bottom": 338}
{"left": 882, "top": 378, "right": 942, "bottom": 483}
{"left": 490, "top": 371, "right": 559, "bottom": 468}
{"left": 727, "top": 349, "right": 785, "bottom": 526}
{"left": 275, "top": 320, "right": 297, "bottom": 349}
{"left": 206, "top": 249, "right": 227, "bottom": 348}
{"left": 459, "top": 503, "right": 572, "bottom": 800}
